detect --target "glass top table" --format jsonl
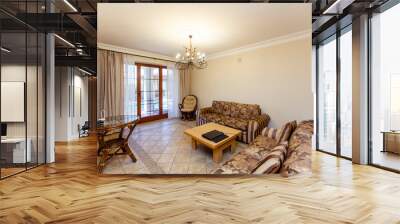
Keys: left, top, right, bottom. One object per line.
{"left": 96, "top": 115, "right": 139, "bottom": 131}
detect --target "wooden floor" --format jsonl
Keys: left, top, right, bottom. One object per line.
{"left": 1, "top": 136, "right": 400, "bottom": 223}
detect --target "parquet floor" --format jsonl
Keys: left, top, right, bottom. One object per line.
{"left": 1, "top": 135, "right": 400, "bottom": 223}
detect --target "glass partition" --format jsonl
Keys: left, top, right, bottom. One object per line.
{"left": 0, "top": 3, "right": 46, "bottom": 179}
{"left": 1, "top": 31, "right": 28, "bottom": 178}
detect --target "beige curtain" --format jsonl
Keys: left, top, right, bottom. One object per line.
{"left": 97, "top": 49, "right": 125, "bottom": 118}
{"left": 179, "top": 68, "right": 191, "bottom": 103}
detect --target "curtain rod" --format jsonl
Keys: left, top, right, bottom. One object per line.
{"left": 97, "top": 48, "right": 177, "bottom": 63}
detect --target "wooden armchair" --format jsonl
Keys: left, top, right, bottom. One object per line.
{"left": 179, "top": 95, "right": 198, "bottom": 121}
{"left": 97, "top": 122, "right": 137, "bottom": 173}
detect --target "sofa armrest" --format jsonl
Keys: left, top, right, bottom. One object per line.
{"left": 199, "top": 107, "right": 214, "bottom": 115}
{"left": 197, "top": 107, "right": 214, "bottom": 126}
{"left": 247, "top": 113, "right": 270, "bottom": 143}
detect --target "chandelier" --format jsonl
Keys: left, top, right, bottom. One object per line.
{"left": 175, "top": 35, "right": 207, "bottom": 70}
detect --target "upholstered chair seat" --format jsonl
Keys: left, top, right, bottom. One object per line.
{"left": 179, "top": 95, "right": 198, "bottom": 120}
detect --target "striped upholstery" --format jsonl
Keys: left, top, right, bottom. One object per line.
{"left": 213, "top": 139, "right": 288, "bottom": 175}
{"left": 213, "top": 120, "right": 312, "bottom": 176}
{"left": 261, "top": 120, "right": 296, "bottom": 143}
{"left": 280, "top": 120, "right": 313, "bottom": 177}
{"left": 253, "top": 141, "right": 288, "bottom": 174}
{"left": 197, "top": 102, "right": 270, "bottom": 144}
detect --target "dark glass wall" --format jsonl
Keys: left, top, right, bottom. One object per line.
{"left": 0, "top": 1, "right": 46, "bottom": 179}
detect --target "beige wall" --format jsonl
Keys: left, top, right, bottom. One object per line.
{"left": 191, "top": 37, "right": 312, "bottom": 127}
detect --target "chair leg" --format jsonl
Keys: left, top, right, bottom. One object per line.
{"left": 122, "top": 144, "right": 137, "bottom": 162}
{"left": 191, "top": 112, "right": 195, "bottom": 121}
{"left": 98, "top": 151, "right": 108, "bottom": 173}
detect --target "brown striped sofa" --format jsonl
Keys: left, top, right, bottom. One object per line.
{"left": 213, "top": 120, "right": 313, "bottom": 176}
{"left": 197, "top": 101, "right": 270, "bottom": 144}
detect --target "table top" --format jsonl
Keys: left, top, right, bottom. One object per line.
{"left": 1, "top": 137, "right": 31, "bottom": 143}
{"left": 96, "top": 115, "right": 139, "bottom": 131}
{"left": 184, "top": 122, "right": 241, "bottom": 149}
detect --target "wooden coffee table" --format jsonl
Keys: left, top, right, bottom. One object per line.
{"left": 184, "top": 122, "right": 242, "bottom": 163}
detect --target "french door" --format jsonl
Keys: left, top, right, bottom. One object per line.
{"left": 135, "top": 63, "right": 167, "bottom": 122}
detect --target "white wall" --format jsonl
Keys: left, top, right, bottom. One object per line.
{"left": 55, "top": 67, "right": 89, "bottom": 141}
{"left": 191, "top": 36, "right": 313, "bottom": 127}
{"left": 1, "top": 65, "right": 35, "bottom": 137}
{"left": 1, "top": 64, "right": 46, "bottom": 163}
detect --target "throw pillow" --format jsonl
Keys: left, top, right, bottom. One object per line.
{"left": 261, "top": 120, "right": 297, "bottom": 143}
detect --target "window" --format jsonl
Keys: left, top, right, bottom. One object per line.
{"left": 340, "top": 27, "right": 352, "bottom": 158}
{"left": 370, "top": 3, "right": 400, "bottom": 171}
{"left": 317, "top": 25, "right": 353, "bottom": 159}
{"left": 317, "top": 35, "right": 337, "bottom": 154}
{"left": 123, "top": 63, "right": 169, "bottom": 121}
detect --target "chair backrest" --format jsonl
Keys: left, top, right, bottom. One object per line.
{"left": 82, "top": 121, "right": 90, "bottom": 129}
{"left": 182, "top": 95, "right": 197, "bottom": 111}
{"left": 122, "top": 123, "right": 137, "bottom": 140}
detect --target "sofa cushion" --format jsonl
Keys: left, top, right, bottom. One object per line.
{"left": 213, "top": 141, "right": 287, "bottom": 174}
{"left": 211, "top": 101, "right": 225, "bottom": 114}
{"left": 211, "top": 101, "right": 260, "bottom": 119}
{"left": 202, "top": 113, "right": 224, "bottom": 124}
{"left": 281, "top": 120, "right": 313, "bottom": 177}
{"left": 212, "top": 149, "right": 262, "bottom": 174}
{"left": 250, "top": 135, "right": 278, "bottom": 150}
{"left": 221, "top": 116, "right": 248, "bottom": 131}
{"left": 201, "top": 113, "right": 248, "bottom": 131}
{"left": 253, "top": 142, "right": 288, "bottom": 174}
{"left": 288, "top": 120, "right": 313, "bottom": 152}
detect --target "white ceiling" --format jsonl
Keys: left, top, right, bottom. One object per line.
{"left": 98, "top": 3, "right": 311, "bottom": 58}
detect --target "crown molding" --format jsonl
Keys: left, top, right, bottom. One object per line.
{"left": 97, "top": 43, "right": 176, "bottom": 62}
{"left": 207, "top": 30, "right": 311, "bottom": 60}
{"left": 98, "top": 30, "right": 310, "bottom": 62}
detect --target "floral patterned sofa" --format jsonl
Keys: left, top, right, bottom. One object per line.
{"left": 213, "top": 120, "right": 313, "bottom": 176}
{"left": 197, "top": 101, "right": 270, "bottom": 144}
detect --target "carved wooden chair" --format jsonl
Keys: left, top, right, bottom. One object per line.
{"left": 179, "top": 95, "right": 198, "bottom": 121}
{"left": 97, "top": 122, "right": 137, "bottom": 173}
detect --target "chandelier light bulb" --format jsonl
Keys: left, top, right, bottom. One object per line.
{"left": 175, "top": 35, "right": 207, "bottom": 70}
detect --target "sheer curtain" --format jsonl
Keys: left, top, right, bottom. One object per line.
{"left": 98, "top": 50, "right": 181, "bottom": 119}
{"left": 123, "top": 55, "right": 137, "bottom": 116}
{"left": 167, "top": 67, "right": 180, "bottom": 118}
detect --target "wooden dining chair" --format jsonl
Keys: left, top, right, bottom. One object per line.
{"left": 97, "top": 122, "right": 137, "bottom": 173}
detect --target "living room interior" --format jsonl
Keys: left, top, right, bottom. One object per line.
{"left": 97, "top": 3, "right": 313, "bottom": 174}
{"left": 1, "top": 0, "right": 400, "bottom": 223}
{"left": 96, "top": 3, "right": 313, "bottom": 174}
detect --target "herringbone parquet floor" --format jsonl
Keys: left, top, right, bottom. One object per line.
{"left": 1, "top": 136, "right": 400, "bottom": 223}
